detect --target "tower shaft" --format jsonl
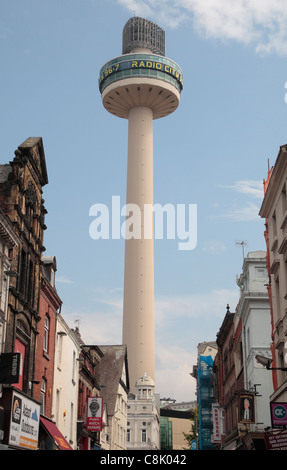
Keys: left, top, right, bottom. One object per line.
{"left": 99, "top": 16, "right": 183, "bottom": 396}
{"left": 123, "top": 106, "right": 155, "bottom": 390}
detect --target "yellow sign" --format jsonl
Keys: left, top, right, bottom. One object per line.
{"left": 99, "top": 58, "right": 183, "bottom": 90}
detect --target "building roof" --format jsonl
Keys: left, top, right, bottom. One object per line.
{"left": 97, "top": 345, "right": 129, "bottom": 416}
{"left": 259, "top": 144, "right": 287, "bottom": 218}
{"left": 136, "top": 372, "right": 154, "bottom": 388}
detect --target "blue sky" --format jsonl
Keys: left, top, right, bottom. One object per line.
{"left": 1, "top": 0, "right": 287, "bottom": 402}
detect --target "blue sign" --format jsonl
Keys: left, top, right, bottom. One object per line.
{"left": 191, "top": 440, "right": 197, "bottom": 450}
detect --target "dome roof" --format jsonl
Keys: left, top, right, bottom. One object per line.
{"left": 136, "top": 372, "right": 155, "bottom": 388}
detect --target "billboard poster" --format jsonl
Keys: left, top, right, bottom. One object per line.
{"left": 270, "top": 402, "right": 287, "bottom": 428}
{"left": 86, "top": 397, "right": 103, "bottom": 432}
{"left": 238, "top": 392, "right": 255, "bottom": 423}
{"left": 9, "top": 391, "right": 40, "bottom": 450}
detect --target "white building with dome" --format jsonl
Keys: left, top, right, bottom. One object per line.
{"left": 126, "top": 373, "right": 160, "bottom": 450}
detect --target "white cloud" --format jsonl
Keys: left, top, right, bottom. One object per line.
{"left": 155, "top": 345, "right": 197, "bottom": 402}
{"left": 117, "top": 0, "right": 287, "bottom": 55}
{"left": 202, "top": 240, "right": 227, "bottom": 254}
{"left": 222, "top": 201, "right": 261, "bottom": 221}
{"left": 216, "top": 180, "right": 264, "bottom": 221}
{"left": 220, "top": 180, "right": 264, "bottom": 199}
{"left": 56, "top": 275, "right": 74, "bottom": 284}
{"left": 155, "top": 288, "right": 239, "bottom": 324}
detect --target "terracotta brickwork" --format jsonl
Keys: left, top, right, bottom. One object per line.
{"left": 33, "top": 257, "right": 62, "bottom": 417}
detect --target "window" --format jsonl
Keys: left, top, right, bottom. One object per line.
{"left": 44, "top": 315, "right": 49, "bottom": 353}
{"left": 41, "top": 378, "right": 46, "bottom": 415}
{"left": 18, "top": 249, "right": 27, "bottom": 295}
{"left": 70, "top": 402, "right": 74, "bottom": 443}
{"left": 141, "top": 429, "right": 147, "bottom": 442}
{"left": 282, "top": 185, "right": 287, "bottom": 215}
{"left": 18, "top": 250, "right": 35, "bottom": 305}
{"left": 27, "top": 260, "right": 35, "bottom": 305}
{"left": 72, "top": 350, "right": 76, "bottom": 384}
{"left": 127, "top": 429, "right": 130, "bottom": 442}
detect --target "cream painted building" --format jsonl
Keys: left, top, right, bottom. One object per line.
{"left": 51, "top": 314, "right": 80, "bottom": 449}
{"left": 259, "top": 144, "right": 287, "bottom": 403}
{"left": 127, "top": 373, "right": 160, "bottom": 450}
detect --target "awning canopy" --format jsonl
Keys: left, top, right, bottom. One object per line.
{"left": 40, "top": 416, "right": 73, "bottom": 450}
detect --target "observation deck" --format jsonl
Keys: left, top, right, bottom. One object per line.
{"left": 99, "top": 18, "right": 183, "bottom": 120}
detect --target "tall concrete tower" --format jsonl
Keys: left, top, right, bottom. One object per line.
{"left": 99, "top": 17, "right": 183, "bottom": 393}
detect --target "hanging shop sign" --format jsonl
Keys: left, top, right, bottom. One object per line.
{"left": 265, "top": 430, "right": 287, "bottom": 450}
{"left": 270, "top": 402, "right": 287, "bottom": 429}
{"left": 0, "top": 353, "right": 20, "bottom": 384}
{"left": 238, "top": 392, "right": 255, "bottom": 424}
{"left": 211, "top": 403, "right": 222, "bottom": 442}
{"left": 86, "top": 397, "right": 103, "bottom": 432}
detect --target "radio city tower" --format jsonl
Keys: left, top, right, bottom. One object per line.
{"left": 99, "top": 17, "right": 183, "bottom": 392}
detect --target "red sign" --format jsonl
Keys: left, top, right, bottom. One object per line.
{"left": 265, "top": 430, "right": 287, "bottom": 450}
{"left": 212, "top": 403, "right": 221, "bottom": 442}
{"left": 86, "top": 397, "right": 103, "bottom": 431}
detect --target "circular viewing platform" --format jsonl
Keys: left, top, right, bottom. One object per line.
{"left": 99, "top": 53, "right": 183, "bottom": 119}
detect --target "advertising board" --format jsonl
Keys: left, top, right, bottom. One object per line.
{"left": 9, "top": 391, "right": 40, "bottom": 450}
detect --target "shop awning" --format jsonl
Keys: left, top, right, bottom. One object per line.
{"left": 40, "top": 416, "right": 73, "bottom": 450}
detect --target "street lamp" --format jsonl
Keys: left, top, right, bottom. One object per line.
{"left": 255, "top": 354, "right": 287, "bottom": 371}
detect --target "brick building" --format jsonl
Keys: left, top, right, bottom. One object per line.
{"left": 33, "top": 256, "right": 62, "bottom": 418}
{"left": 0, "top": 137, "right": 48, "bottom": 395}
{"left": 76, "top": 337, "right": 103, "bottom": 450}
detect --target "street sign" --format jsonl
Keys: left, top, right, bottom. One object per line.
{"left": 0, "top": 353, "right": 20, "bottom": 384}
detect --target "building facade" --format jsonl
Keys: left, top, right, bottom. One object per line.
{"left": 236, "top": 250, "right": 273, "bottom": 426}
{"left": 51, "top": 314, "right": 80, "bottom": 449}
{"left": 215, "top": 305, "right": 237, "bottom": 449}
{"left": 127, "top": 373, "right": 160, "bottom": 450}
{"left": 33, "top": 256, "right": 62, "bottom": 419}
{"left": 0, "top": 138, "right": 50, "bottom": 450}
{"left": 259, "top": 145, "right": 287, "bottom": 404}
{"left": 0, "top": 209, "right": 20, "bottom": 360}
{"left": 0, "top": 138, "right": 48, "bottom": 397}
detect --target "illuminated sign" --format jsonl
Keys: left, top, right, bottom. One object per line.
{"left": 99, "top": 58, "right": 183, "bottom": 91}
